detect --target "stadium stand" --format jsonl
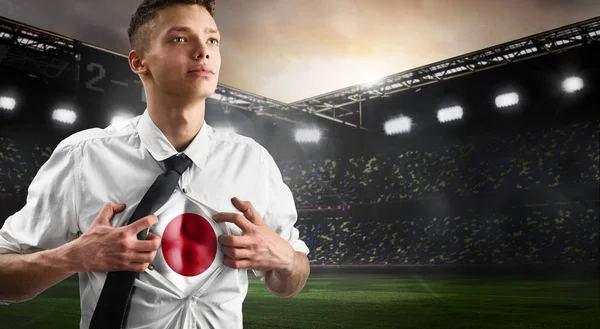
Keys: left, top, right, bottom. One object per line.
{"left": 0, "top": 119, "right": 598, "bottom": 266}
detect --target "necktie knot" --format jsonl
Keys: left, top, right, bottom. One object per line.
{"left": 164, "top": 153, "right": 192, "bottom": 175}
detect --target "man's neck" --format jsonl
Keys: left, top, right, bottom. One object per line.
{"left": 147, "top": 99, "right": 206, "bottom": 152}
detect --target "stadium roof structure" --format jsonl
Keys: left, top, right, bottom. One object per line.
{"left": 1, "top": 15, "right": 599, "bottom": 129}
{"left": 284, "top": 16, "right": 600, "bottom": 129}
{"left": 0, "top": 16, "right": 80, "bottom": 86}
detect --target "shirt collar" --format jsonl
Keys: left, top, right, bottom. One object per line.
{"left": 137, "top": 109, "right": 211, "bottom": 170}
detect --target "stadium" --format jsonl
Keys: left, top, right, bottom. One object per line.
{"left": 0, "top": 5, "right": 599, "bottom": 329}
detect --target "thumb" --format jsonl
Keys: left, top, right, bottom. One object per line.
{"left": 232, "top": 197, "right": 263, "bottom": 225}
{"left": 93, "top": 202, "right": 126, "bottom": 227}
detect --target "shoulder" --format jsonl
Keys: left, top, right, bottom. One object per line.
{"left": 56, "top": 116, "right": 140, "bottom": 152}
{"left": 208, "top": 125, "right": 269, "bottom": 155}
{"left": 207, "top": 125, "right": 279, "bottom": 169}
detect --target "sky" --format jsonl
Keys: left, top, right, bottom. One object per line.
{"left": 1, "top": 0, "right": 600, "bottom": 103}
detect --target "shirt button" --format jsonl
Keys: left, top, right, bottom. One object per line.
{"left": 182, "top": 188, "right": 188, "bottom": 194}
{"left": 148, "top": 264, "right": 154, "bottom": 271}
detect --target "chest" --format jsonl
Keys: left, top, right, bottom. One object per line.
{"left": 77, "top": 150, "right": 268, "bottom": 235}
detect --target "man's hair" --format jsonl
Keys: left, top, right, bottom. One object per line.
{"left": 128, "top": 0, "right": 216, "bottom": 53}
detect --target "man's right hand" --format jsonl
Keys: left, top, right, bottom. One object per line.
{"left": 66, "top": 202, "right": 161, "bottom": 273}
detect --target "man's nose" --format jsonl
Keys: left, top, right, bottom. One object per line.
{"left": 194, "top": 43, "right": 209, "bottom": 60}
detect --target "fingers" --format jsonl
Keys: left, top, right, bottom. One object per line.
{"left": 231, "top": 197, "right": 263, "bottom": 225}
{"left": 128, "top": 262, "right": 152, "bottom": 273}
{"left": 128, "top": 251, "right": 157, "bottom": 264}
{"left": 218, "top": 234, "right": 253, "bottom": 248}
{"left": 221, "top": 245, "right": 251, "bottom": 260}
{"left": 110, "top": 234, "right": 160, "bottom": 273}
{"left": 213, "top": 213, "right": 252, "bottom": 232}
{"left": 125, "top": 235, "right": 160, "bottom": 272}
{"left": 130, "top": 232, "right": 161, "bottom": 252}
{"left": 94, "top": 202, "right": 126, "bottom": 226}
{"left": 223, "top": 256, "right": 251, "bottom": 269}
{"left": 125, "top": 215, "right": 158, "bottom": 236}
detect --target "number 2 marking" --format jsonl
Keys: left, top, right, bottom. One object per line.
{"left": 85, "top": 63, "right": 106, "bottom": 92}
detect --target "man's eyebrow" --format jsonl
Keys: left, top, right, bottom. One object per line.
{"left": 165, "top": 26, "right": 192, "bottom": 34}
{"left": 165, "top": 26, "right": 219, "bottom": 35}
{"left": 205, "top": 27, "right": 219, "bottom": 34}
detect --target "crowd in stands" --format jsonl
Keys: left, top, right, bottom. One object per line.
{"left": 2, "top": 120, "right": 598, "bottom": 201}
{"left": 279, "top": 120, "right": 599, "bottom": 206}
{"left": 298, "top": 206, "right": 598, "bottom": 265}
{"left": 0, "top": 138, "right": 53, "bottom": 194}
{"left": 1, "top": 119, "right": 598, "bottom": 265}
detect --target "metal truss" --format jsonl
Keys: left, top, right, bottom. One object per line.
{"left": 208, "top": 83, "right": 299, "bottom": 124}
{"left": 208, "top": 16, "right": 600, "bottom": 129}
{"left": 0, "top": 16, "right": 304, "bottom": 124}
{"left": 0, "top": 16, "right": 80, "bottom": 85}
{"left": 210, "top": 82, "right": 366, "bottom": 129}
{"left": 2, "top": 15, "right": 599, "bottom": 129}
{"left": 285, "top": 16, "right": 600, "bottom": 128}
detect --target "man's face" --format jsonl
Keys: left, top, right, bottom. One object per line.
{"left": 140, "top": 4, "right": 221, "bottom": 100}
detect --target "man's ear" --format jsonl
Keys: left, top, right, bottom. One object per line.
{"left": 129, "top": 50, "right": 148, "bottom": 75}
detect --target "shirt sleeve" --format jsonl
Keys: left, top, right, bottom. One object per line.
{"left": 0, "top": 140, "right": 81, "bottom": 254}
{"left": 253, "top": 148, "right": 310, "bottom": 281}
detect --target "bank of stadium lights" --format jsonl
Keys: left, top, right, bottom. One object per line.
{"left": 52, "top": 109, "right": 77, "bottom": 124}
{"left": 562, "top": 76, "right": 584, "bottom": 93}
{"left": 0, "top": 97, "right": 16, "bottom": 111}
{"left": 437, "top": 106, "right": 464, "bottom": 123}
{"left": 111, "top": 113, "right": 134, "bottom": 125}
{"left": 384, "top": 116, "right": 412, "bottom": 135}
{"left": 295, "top": 128, "right": 322, "bottom": 143}
{"left": 361, "top": 75, "right": 382, "bottom": 86}
{"left": 495, "top": 92, "right": 519, "bottom": 109}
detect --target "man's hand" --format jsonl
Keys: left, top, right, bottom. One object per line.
{"left": 213, "top": 197, "right": 295, "bottom": 275}
{"left": 65, "top": 202, "right": 161, "bottom": 273}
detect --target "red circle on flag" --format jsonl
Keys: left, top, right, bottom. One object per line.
{"left": 161, "top": 213, "right": 217, "bottom": 277}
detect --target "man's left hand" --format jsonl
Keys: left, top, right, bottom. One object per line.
{"left": 213, "top": 197, "right": 295, "bottom": 275}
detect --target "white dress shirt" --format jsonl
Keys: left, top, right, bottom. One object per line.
{"left": 0, "top": 110, "right": 309, "bottom": 329}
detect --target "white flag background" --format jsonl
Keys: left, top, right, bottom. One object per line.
{"left": 150, "top": 190, "right": 227, "bottom": 296}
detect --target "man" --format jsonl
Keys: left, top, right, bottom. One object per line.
{"left": 0, "top": 0, "right": 310, "bottom": 328}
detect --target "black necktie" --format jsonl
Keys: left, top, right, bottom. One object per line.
{"left": 89, "top": 154, "right": 193, "bottom": 329}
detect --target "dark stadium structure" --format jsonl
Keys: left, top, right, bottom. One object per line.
{"left": 0, "top": 14, "right": 598, "bottom": 329}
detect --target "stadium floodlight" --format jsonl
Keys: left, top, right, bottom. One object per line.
{"left": 52, "top": 109, "right": 77, "bottom": 124}
{"left": 295, "top": 128, "right": 321, "bottom": 143}
{"left": 0, "top": 97, "right": 16, "bottom": 111}
{"left": 562, "top": 76, "right": 584, "bottom": 93}
{"left": 362, "top": 75, "right": 382, "bottom": 86}
{"left": 437, "top": 106, "right": 463, "bottom": 123}
{"left": 111, "top": 113, "right": 134, "bottom": 125}
{"left": 495, "top": 92, "right": 519, "bottom": 108}
{"left": 384, "top": 116, "right": 412, "bottom": 135}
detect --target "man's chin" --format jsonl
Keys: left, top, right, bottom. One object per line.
{"left": 162, "top": 84, "right": 217, "bottom": 101}
{"left": 180, "top": 90, "right": 216, "bottom": 100}
{"left": 195, "top": 91, "right": 217, "bottom": 100}
{"left": 192, "top": 85, "right": 217, "bottom": 98}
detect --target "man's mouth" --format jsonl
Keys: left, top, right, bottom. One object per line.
{"left": 188, "top": 66, "right": 214, "bottom": 75}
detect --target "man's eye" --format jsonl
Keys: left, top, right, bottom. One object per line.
{"left": 208, "top": 38, "right": 219, "bottom": 45}
{"left": 173, "top": 37, "right": 186, "bottom": 42}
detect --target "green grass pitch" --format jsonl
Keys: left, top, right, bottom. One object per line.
{"left": 0, "top": 274, "right": 598, "bottom": 328}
